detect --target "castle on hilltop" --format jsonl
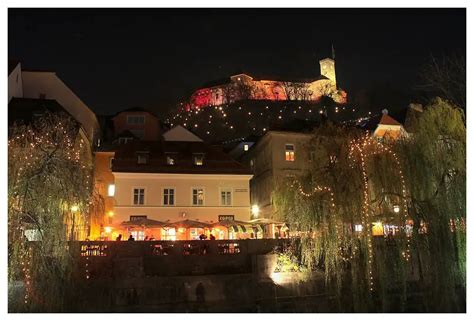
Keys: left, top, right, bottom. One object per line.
{"left": 185, "top": 57, "right": 347, "bottom": 110}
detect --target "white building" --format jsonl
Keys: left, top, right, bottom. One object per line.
{"left": 8, "top": 61, "right": 100, "bottom": 145}
{"left": 110, "top": 127, "right": 254, "bottom": 240}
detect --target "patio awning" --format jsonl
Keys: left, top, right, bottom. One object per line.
{"left": 231, "top": 225, "right": 247, "bottom": 233}
{"left": 168, "top": 219, "right": 210, "bottom": 229}
{"left": 121, "top": 218, "right": 166, "bottom": 228}
{"left": 211, "top": 220, "right": 250, "bottom": 228}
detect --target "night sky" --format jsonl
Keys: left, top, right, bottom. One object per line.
{"left": 9, "top": 8, "right": 466, "bottom": 116}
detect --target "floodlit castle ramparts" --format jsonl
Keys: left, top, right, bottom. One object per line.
{"left": 185, "top": 57, "right": 347, "bottom": 110}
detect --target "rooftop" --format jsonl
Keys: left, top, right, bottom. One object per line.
{"left": 113, "top": 140, "right": 252, "bottom": 175}
{"left": 8, "top": 98, "right": 75, "bottom": 126}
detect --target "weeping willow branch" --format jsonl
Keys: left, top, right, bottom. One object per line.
{"left": 273, "top": 98, "right": 465, "bottom": 312}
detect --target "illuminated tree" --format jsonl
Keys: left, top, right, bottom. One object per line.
{"left": 8, "top": 112, "right": 102, "bottom": 312}
{"left": 273, "top": 98, "right": 465, "bottom": 312}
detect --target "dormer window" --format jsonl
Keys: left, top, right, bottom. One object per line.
{"left": 119, "top": 137, "right": 133, "bottom": 144}
{"left": 166, "top": 153, "right": 177, "bottom": 165}
{"left": 127, "top": 115, "right": 145, "bottom": 125}
{"left": 193, "top": 153, "right": 205, "bottom": 166}
{"left": 137, "top": 152, "right": 149, "bottom": 165}
{"left": 243, "top": 144, "right": 249, "bottom": 151}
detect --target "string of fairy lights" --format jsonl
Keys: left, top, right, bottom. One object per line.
{"left": 19, "top": 231, "right": 32, "bottom": 305}
{"left": 289, "top": 181, "right": 347, "bottom": 260}
{"left": 164, "top": 101, "right": 372, "bottom": 141}
{"left": 348, "top": 131, "right": 412, "bottom": 292}
{"left": 9, "top": 118, "right": 92, "bottom": 306}
{"left": 288, "top": 131, "right": 411, "bottom": 293}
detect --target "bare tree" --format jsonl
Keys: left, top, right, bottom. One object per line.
{"left": 234, "top": 81, "right": 253, "bottom": 101}
{"left": 418, "top": 53, "right": 466, "bottom": 110}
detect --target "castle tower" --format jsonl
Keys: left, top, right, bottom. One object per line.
{"left": 319, "top": 58, "right": 336, "bottom": 86}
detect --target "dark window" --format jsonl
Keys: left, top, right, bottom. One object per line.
{"left": 163, "top": 188, "right": 175, "bottom": 206}
{"left": 133, "top": 188, "right": 145, "bottom": 205}
{"left": 119, "top": 137, "right": 133, "bottom": 144}
{"left": 127, "top": 115, "right": 145, "bottom": 124}
{"left": 137, "top": 152, "right": 149, "bottom": 164}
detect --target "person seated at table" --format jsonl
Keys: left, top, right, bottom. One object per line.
{"left": 128, "top": 235, "right": 135, "bottom": 241}
{"left": 199, "top": 233, "right": 207, "bottom": 240}
{"left": 116, "top": 234, "right": 122, "bottom": 241}
{"left": 144, "top": 235, "right": 149, "bottom": 241}
{"left": 209, "top": 234, "right": 216, "bottom": 240}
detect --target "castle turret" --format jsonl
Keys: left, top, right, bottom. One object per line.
{"left": 319, "top": 58, "right": 336, "bottom": 86}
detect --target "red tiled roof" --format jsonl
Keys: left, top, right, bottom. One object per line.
{"left": 379, "top": 114, "right": 401, "bottom": 126}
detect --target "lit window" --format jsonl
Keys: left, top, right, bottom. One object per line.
{"left": 166, "top": 154, "right": 176, "bottom": 165}
{"left": 133, "top": 188, "right": 145, "bottom": 205}
{"left": 193, "top": 153, "right": 204, "bottom": 166}
{"left": 250, "top": 159, "right": 254, "bottom": 168}
{"left": 131, "top": 230, "right": 145, "bottom": 241}
{"left": 192, "top": 188, "right": 204, "bottom": 206}
{"left": 220, "top": 189, "right": 232, "bottom": 206}
{"left": 243, "top": 144, "right": 249, "bottom": 151}
{"left": 107, "top": 184, "right": 115, "bottom": 197}
{"left": 162, "top": 228, "right": 176, "bottom": 241}
{"left": 163, "top": 188, "right": 175, "bottom": 206}
{"left": 127, "top": 115, "right": 145, "bottom": 125}
{"left": 285, "top": 144, "right": 295, "bottom": 162}
{"left": 137, "top": 152, "right": 149, "bottom": 164}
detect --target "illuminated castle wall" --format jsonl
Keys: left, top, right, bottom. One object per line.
{"left": 186, "top": 58, "right": 347, "bottom": 110}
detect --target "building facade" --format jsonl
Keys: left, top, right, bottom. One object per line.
{"left": 109, "top": 138, "right": 253, "bottom": 240}
{"left": 186, "top": 58, "right": 347, "bottom": 110}
{"left": 241, "top": 130, "right": 314, "bottom": 219}
{"left": 92, "top": 107, "right": 162, "bottom": 239}
{"left": 111, "top": 107, "right": 161, "bottom": 141}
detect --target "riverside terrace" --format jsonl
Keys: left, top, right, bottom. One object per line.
{"left": 10, "top": 238, "right": 440, "bottom": 312}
